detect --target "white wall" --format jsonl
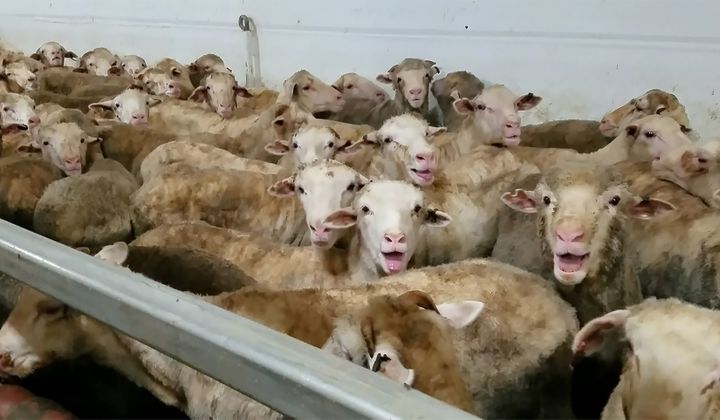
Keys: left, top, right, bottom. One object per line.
{"left": 2, "top": 0, "right": 719, "bottom": 137}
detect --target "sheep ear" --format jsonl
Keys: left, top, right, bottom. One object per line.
{"left": 436, "top": 301, "right": 484, "bottom": 329}
{"left": 501, "top": 189, "right": 538, "bottom": 213}
{"left": 148, "top": 97, "right": 162, "bottom": 108}
{"left": 65, "top": 51, "right": 78, "bottom": 59}
{"left": 452, "top": 98, "right": 475, "bottom": 115}
{"left": 426, "top": 126, "right": 446, "bottom": 137}
{"left": 234, "top": 86, "right": 253, "bottom": 98}
{"left": 515, "top": 93, "right": 542, "bottom": 110}
{"left": 624, "top": 198, "right": 676, "bottom": 220}
{"left": 572, "top": 309, "right": 630, "bottom": 357}
{"left": 94, "top": 242, "right": 130, "bottom": 265}
{"left": 170, "top": 67, "right": 182, "bottom": 77}
{"left": 188, "top": 86, "right": 208, "bottom": 103}
{"left": 424, "top": 208, "right": 452, "bottom": 227}
{"left": 267, "top": 176, "right": 295, "bottom": 197}
{"left": 323, "top": 207, "right": 358, "bottom": 229}
{"left": 30, "top": 53, "right": 43, "bottom": 61}
{"left": 376, "top": 73, "right": 394, "bottom": 84}
{"left": 264, "top": 140, "right": 290, "bottom": 156}
{"left": 88, "top": 100, "right": 114, "bottom": 112}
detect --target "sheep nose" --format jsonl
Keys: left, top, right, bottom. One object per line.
{"left": 27, "top": 116, "right": 40, "bottom": 127}
{"left": 409, "top": 88, "right": 422, "bottom": 95}
{"left": 556, "top": 228, "right": 584, "bottom": 243}
{"left": 415, "top": 153, "right": 434, "bottom": 164}
{"left": 384, "top": 233, "right": 406, "bottom": 245}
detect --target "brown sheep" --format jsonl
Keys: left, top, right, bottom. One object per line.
{"left": 430, "top": 71, "right": 485, "bottom": 132}
{"left": 38, "top": 67, "right": 130, "bottom": 95}
{"left": 33, "top": 159, "right": 139, "bottom": 247}
{"left": 0, "top": 154, "right": 59, "bottom": 229}
{"left": 0, "top": 257, "right": 578, "bottom": 418}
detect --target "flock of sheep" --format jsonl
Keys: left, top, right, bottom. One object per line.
{"left": 0, "top": 39, "right": 717, "bottom": 419}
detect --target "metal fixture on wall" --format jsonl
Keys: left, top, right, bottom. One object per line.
{"left": 238, "top": 14, "right": 262, "bottom": 88}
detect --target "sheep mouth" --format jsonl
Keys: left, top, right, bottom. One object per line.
{"left": 554, "top": 252, "right": 589, "bottom": 273}
{"left": 381, "top": 251, "right": 406, "bottom": 274}
{"left": 503, "top": 135, "right": 521, "bottom": 146}
{"left": 410, "top": 168, "right": 433, "bottom": 184}
{"left": 1, "top": 124, "right": 28, "bottom": 135}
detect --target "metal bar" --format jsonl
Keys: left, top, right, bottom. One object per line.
{"left": 0, "top": 220, "right": 478, "bottom": 419}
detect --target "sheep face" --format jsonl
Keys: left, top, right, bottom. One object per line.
{"left": 138, "top": 68, "right": 181, "bottom": 98}
{"left": 121, "top": 55, "right": 147, "bottom": 78}
{"left": 502, "top": 165, "right": 674, "bottom": 286}
{"left": 574, "top": 299, "right": 720, "bottom": 419}
{"left": 32, "top": 122, "right": 100, "bottom": 176}
{"left": 324, "top": 290, "right": 482, "bottom": 410}
{"left": 430, "top": 71, "right": 484, "bottom": 105}
{"left": 189, "top": 72, "right": 251, "bottom": 118}
{"left": 359, "top": 114, "right": 445, "bottom": 186}
{"left": 322, "top": 180, "right": 451, "bottom": 275}
{"left": 652, "top": 140, "right": 720, "bottom": 209}
{"left": 333, "top": 72, "right": 387, "bottom": 105}
{"left": 377, "top": 59, "right": 439, "bottom": 110}
{"left": 3, "top": 62, "right": 38, "bottom": 92}
{"left": 77, "top": 48, "right": 121, "bottom": 76}
{"left": 599, "top": 89, "right": 690, "bottom": 138}
{"left": 269, "top": 160, "right": 369, "bottom": 248}
{"left": 188, "top": 54, "right": 227, "bottom": 75}
{"left": 0, "top": 93, "right": 39, "bottom": 130}
{"left": 282, "top": 70, "right": 345, "bottom": 114}
{"left": 89, "top": 87, "right": 161, "bottom": 126}
{"left": 0, "top": 287, "right": 84, "bottom": 378}
{"left": 453, "top": 85, "right": 542, "bottom": 147}
{"left": 266, "top": 126, "right": 347, "bottom": 167}
{"left": 33, "top": 41, "right": 77, "bottom": 67}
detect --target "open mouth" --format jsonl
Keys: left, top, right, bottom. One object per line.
{"left": 408, "top": 99, "right": 424, "bottom": 108}
{"left": 554, "top": 253, "right": 589, "bottom": 273}
{"left": 410, "top": 169, "right": 433, "bottom": 184}
{"left": 381, "top": 251, "right": 406, "bottom": 273}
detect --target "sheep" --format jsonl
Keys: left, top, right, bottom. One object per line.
{"left": 136, "top": 67, "right": 189, "bottom": 99}
{"left": 236, "top": 87, "right": 279, "bottom": 115}
{"left": 19, "top": 122, "right": 101, "bottom": 176}
{"left": 88, "top": 86, "right": 161, "bottom": 126}
{"left": 573, "top": 298, "right": 720, "bottom": 419}
{"left": 119, "top": 55, "right": 147, "bottom": 78}
{"left": 27, "top": 90, "right": 106, "bottom": 113}
{"left": 149, "top": 101, "right": 311, "bottom": 161}
{"left": 268, "top": 124, "right": 359, "bottom": 170}
{"left": 430, "top": 71, "right": 485, "bottom": 131}
{"left": 74, "top": 47, "right": 121, "bottom": 76}
{"left": 506, "top": 114, "right": 695, "bottom": 172}
{"left": 134, "top": 183, "right": 452, "bottom": 287}
{"left": 0, "top": 256, "right": 578, "bottom": 418}
{"left": 91, "top": 241, "right": 257, "bottom": 295}
{"left": 187, "top": 71, "right": 253, "bottom": 118}
{"left": 499, "top": 162, "right": 675, "bottom": 324}
{"left": 1, "top": 61, "right": 39, "bottom": 92}
{"left": 30, "top": 42, "right": 77, "bottom": 67}
{"left": 342, "top": 58, "right": 439, "bottom": 128}
{"left": 277, "top": 69, "right": 345, "bottom": 117}
{"left": 33, "top": 159, "right": 138, "bottom": 247}
{"left": 599, "top": 88, "right": 691, "bottom": 138}
{"left": 37, "top": 67, "right": 131, "bottom": 96}
{"left": 0, "top": 155, "right": 60, "bottom": 229}
{"left": 650, "top": 139, "right": 720, "bottom": 208}
{"left": 131, "top": 160, "right": 369, "bottom": 247}
{"left": 327, "top": 72, "right": 388, "bottom": 124}
{"left": 0, "top": 92, "right": 40, "bottom": 130}
{"left": 139, "top": 141, "right": 282, "bottom": 183}
{"left": 187, "top": 53, "right": 228, "bottom": 87}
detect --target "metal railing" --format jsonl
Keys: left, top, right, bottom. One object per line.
{"left": 0, "top": 219, "right": 478, "bottom": 419}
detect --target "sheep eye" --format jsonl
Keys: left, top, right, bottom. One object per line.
{"left": 327, "top": 141, "right": 335, "bottom": 148}
{"left": 347, "top": 183, "right": 355, "bottom": 191}
{"left": 142, "top": 63, "right": 147, "bottom": 68}
{"left": 543, "top": 196, "right": 551, "bottom": 205}
{"left": 609, "top": 196, "right": 621, "bottom": 206}
{"left": 302, "top": 86, "right": 311, "bottom": 91}
{"left": 43, "top": 141, "right": 49, "bottom": 146}
{"left": 361, "top": 205, "right": 370, "bottom": 214}
{"left": 644, "top": 131, "right": 656, "bottom": 138}
{"left": 112, "top": 61, "right": 117, "bottom": 66}
{"left": 413, "top": 204, "right": 422, "bottom": 213}
{"left": 383, "top": 137, "right": 392, "bottom": 144}
{"left": 114, "top": 103, "right": 121, "bottom": 109}
{"left": 292, "top": 142, "right": 298, "bottom": 149}
{"left": 80, "top": 138, "right": 85, "bottom": 144}
{"left": 346, "top": 84, "right": 354, "bottom": 89}
{"left": 2, "top": 107, "right": 8, "bottom": 112}
{"left": 297, "top": 186, "right": 305, "bottom": 194}
{"left": 396, "top": 77, "right": 403, "bottom": 83}
{"left": 122, "top": 63, "right": 126, "bottom": 68}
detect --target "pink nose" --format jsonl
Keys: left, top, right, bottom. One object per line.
{"left": 505, "top": 121, "right": 520, "bottom": 129}
{"left": 409, "top": 88, "right": 422, "bottom": 96}
{"left": 415, "top": 153, "right": 434, "bottom": 164}
{"left": 384, "top": 233, "right": 406, "bottom": 245}
{"left": 132, "top": 114, "right": 147, "bottom": 121}
{"left": 27, "top": 116, "right": 40, "bottom": 127}
{"left": 64, "top": 157, "right": 81, "bottom": 166}
{"left": 556, "top": 228, "right": 584, "bottom": 243}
